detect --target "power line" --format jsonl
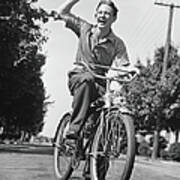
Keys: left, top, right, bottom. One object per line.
{"left": 128, "top": 13, "right": 165, "bottom": 59}
{"left": 129, "top": 7, "right": 156, "bottom": 44}
{"left": 127, "top": 4, "right": 153, "bottom": 42}
{"left": 142, "top": 16, "right": 166, "bottom": 48}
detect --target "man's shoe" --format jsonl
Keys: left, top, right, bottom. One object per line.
{"left": 66, "top": 130, "right": 79, "bottom": 140}
{"left": 83, "top": 172, "right": 91, "bottom": 180}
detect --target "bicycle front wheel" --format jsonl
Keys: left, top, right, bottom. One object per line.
{"left": 90, "top": 110, "right": 135, "bottom": 180}
{"left": 53, "top": 112, "right": 73, "bottom": 180}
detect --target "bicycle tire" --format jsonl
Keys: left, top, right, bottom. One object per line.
{"left": 53, "top": 112, "right": 74, "bottom": 180}
{"left": 90, "top": 110, "right": 135, "bottom": 180}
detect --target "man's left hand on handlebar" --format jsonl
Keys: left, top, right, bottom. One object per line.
{"left": 106, "top": 63, "right": 139, "bottom": 81}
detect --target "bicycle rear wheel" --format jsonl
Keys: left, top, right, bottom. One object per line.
{"left": 53, "top": 112, "right": 74, "bottom": 180}
{"left": 90, "top": 110, "right": 135, "bottom": 180}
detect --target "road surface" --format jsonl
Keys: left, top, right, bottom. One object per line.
{"left": 0, "top": 152, "right": 180, "bottom": 180}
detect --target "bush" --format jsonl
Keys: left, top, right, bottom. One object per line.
{"left": 138, "top": 140, "right": 152, "bottom": 157}
{"left": 161, "top": 143, "right": 180, "bottom": 162}
{"left": 160, "top": 150, "right": 171, "bottom": 160}
{"left": 149, "top": 135, "right": 168, "bottom": 157}
{"left": 168, "top": 143, "right": 180, "bottom": 162}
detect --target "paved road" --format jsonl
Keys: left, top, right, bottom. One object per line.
{"left": 0, "top": 153, "right": 180, "bottom": 180}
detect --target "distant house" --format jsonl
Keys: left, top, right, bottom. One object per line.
{"left": 30, "top": 135, "right": 52, "bottom": 145}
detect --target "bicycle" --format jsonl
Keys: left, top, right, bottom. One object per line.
{"left": 53, "top": 61, "right": 136, "bottom": 180}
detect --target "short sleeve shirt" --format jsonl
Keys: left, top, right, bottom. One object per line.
{"left": 65, "top": 14, "right": 130, "bottom": 73}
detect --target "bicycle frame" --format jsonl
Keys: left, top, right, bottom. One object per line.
{"left": 76, "top": 61, "right": 135, "bottom": 113}
{"left": 69, "top": 61, "right": 135, "bottom": 153}
{"left": 53, "top": 61, "right": 136, "bottom": 180}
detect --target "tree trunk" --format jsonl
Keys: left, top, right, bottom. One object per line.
{"left": 19, "top": 130, "right": 25, "bottom": 143}
{"left": 151, "top": 129, "right": 160, "bottom": 160}
{"left": 175, "top": 130, "right": 179, "bottom": 143}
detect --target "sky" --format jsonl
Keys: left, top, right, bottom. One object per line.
{"left": 36, "top": 0, "right": 180, "bottom": 137}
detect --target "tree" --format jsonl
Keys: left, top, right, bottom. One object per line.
{"left": 0, "top": 0, "right": 50, "bottom": 140}
{"left": 125, "top": 45, "right": 180, "bottom": 159}
{"left": 163, "top": 46, "right": 180, "bottom": 143}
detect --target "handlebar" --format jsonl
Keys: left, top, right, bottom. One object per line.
{"left": 75, "top": 61, "right": 137, "bottom": 83}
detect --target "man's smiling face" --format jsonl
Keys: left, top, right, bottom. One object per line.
{"left": 95, "top": 4, "right": 116, "bottom": 29}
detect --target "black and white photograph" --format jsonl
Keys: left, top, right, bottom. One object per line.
{"left": 0, "top": 0, "right": 180, "bottom": 180}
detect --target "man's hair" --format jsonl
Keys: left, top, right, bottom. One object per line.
{"left": 96, "top": 0, "right": 118, "bottom": 17}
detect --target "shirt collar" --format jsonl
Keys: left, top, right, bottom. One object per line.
{"left": 90, "top": 25, "right": 116, "bottom": 43}
{"left": 106, "top": 30, "right": 117, "bottom": 43}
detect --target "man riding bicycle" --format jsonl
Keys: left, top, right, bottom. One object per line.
{"left": 57, "top": 0, "right": 131, "bottom": 140}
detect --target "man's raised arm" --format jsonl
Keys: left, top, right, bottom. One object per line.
{"left": 57, "top": 0, "right": 80, "bottom": 20}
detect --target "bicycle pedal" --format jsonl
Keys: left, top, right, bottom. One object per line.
{"left": 71, "top": 154, "right": 81, "bottom": 169}
{"left": 78, "top": 152, "right": 86, "bottom": 160}
{"left": 82, "top": 173, "right": 91, "bottom": 180}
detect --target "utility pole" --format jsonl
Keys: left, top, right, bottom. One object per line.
{"left": 155, "top": 1, "right": 180, "bottom": 84}
{"left": 151, "top": 1, "right": 180, "bottom": 160}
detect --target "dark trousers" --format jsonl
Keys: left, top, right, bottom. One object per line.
{"left": 68, "top": 70, "right": 108, "bottom": 179}
{"left": 68, "top": 70, "right": 105, "bottom": 134}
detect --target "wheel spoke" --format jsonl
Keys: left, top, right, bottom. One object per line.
{"left": 90, "top": 111, "right": 135, "bottom": 180}
{"left": 53, "top": 113, "right": 74, "bottom": 179}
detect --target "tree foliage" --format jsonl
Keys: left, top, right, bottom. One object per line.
{"left": 125, "top": 46, "right": 180, "bottom": 132}
{"left": 0, "top": 0, "right": 50, "bottom": 139}
{"left": 124, "top": 45, "right": 180, "bottom": 158}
